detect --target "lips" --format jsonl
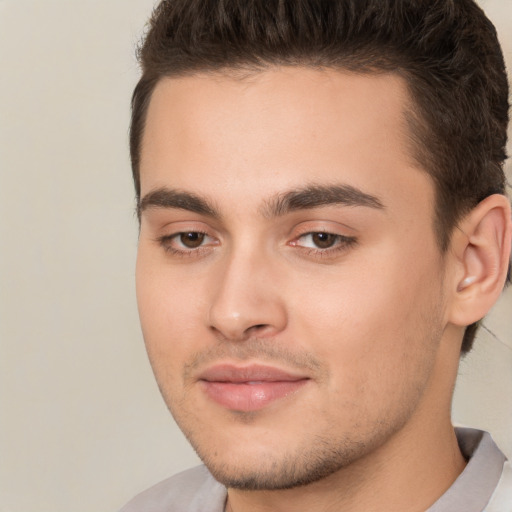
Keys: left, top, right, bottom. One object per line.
{"left": 198, "top": 364, "right": 309, "bottom": 412}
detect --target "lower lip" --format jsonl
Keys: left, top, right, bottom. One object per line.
{"left": 201, "top": 380, "right": 308, "bottom": 412}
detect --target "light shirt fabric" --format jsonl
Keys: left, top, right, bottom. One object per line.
{"left": 119, "top": 428, "right": 511, "bottom": 512}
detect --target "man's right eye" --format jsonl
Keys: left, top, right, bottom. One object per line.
{"left": 157, "top": 231, "right": 217, "bottom": 256}
{"left": 178, "top": 232, "right": 206, "bottom": 248}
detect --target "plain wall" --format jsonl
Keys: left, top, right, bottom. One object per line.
{"left": 0, "top": 1, "right": 510, "bottom": 511}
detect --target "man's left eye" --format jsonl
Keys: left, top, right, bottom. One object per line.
{"left": 293, "top": 232, "right": 356, "bottom": 250}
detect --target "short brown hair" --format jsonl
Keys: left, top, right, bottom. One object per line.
{"left": 130, "top": 0, "right": 510, "bottom": 353}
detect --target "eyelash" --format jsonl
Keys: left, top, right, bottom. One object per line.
{"left": 157, "top": 231, "right": 214, "bottom": 257}
{"left": 291, "top": 232, "right": 357, "bottom": 258}
{"left": 156, "top": 231, "right": 357, "bottom": 258}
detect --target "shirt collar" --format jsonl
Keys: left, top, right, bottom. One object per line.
{"left": 426, "top": 427, "right": 506, "bottom": 512}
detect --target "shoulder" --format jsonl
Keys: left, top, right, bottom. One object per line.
{"left": 119, "top": 465, "right": 227, "bottom": 512}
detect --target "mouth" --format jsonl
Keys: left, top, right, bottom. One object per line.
{"left": 198, "top": 364, "right": 310, "bottom": 412}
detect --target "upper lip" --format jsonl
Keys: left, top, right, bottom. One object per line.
{"left": 198, "top": 364, "right": 309, "bottom": 383}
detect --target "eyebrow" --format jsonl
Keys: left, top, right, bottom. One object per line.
{"left": 261, "top": 184, "right": 385, "bottom": 218}
{"left": 138, "top": 183, "right": 385, "bottom": 220}
{"left": 138, "top": 188, "right": 219, "bottom": 219}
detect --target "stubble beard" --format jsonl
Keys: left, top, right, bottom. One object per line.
{"left": 152, "top": 299, "right": 445, "bottom": 492}
{"left": 173, "top": 398, "right": 424, "bottom": 491}
{"left": 193, "top": 431, "right": 374, "bottom": 490}
{"left": 166, "top": 387, "right": 418, "bottom": 491}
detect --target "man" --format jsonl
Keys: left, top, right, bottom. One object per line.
{"left": 121, "top": 0, "right": 512, "bottom": 510}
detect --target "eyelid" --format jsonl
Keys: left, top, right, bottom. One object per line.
{"left": 289, "top": 219, "right": 356, "bottom": 240}
{"left": 290, "top": 232, "right": 356, "bottom": 247}
{"left": 165, "top": 230, "right": 214, "bottom": 246}
{"left": 155, "top": 226, "right": 219, "bottom": 257}
{"left": 290, "top": 218, "right": 356, "bottom": 234}
{"left": 287, "top": 222, "right": 358, "bottom": 257}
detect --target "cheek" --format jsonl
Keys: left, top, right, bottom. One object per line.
{"left": 289, "top": 246, "right": 442, "bottom": 400}
{"left": 135, "top": 251, "right": 208, "bottom": 364}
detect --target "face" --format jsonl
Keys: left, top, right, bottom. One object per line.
{"left": 136, "top": 68, "right": 449, "bottom": 489}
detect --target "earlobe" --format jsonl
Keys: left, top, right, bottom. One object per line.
{"left": 448, "top": 194, "right": 512, "bottom": 327}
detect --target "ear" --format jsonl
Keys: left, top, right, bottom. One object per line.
{"left": 447, "top": 194, "right": 512, "bottom": 327}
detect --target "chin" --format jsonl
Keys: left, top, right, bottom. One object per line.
{"left": 189, "top": 432, "right": 373, "bottom": 490}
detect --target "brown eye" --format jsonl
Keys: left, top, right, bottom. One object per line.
{"left": 179, "top": 232, "right": 205, "bottom": 248}
{"left": 311, "top": 232, "right": 337, "bottom": 248}
{"left": 292, "top": 231, "right": 357, "bottom": 253}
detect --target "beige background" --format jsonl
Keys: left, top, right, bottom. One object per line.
{"left": 0, "top": 1, "right": 510, "bottom": 511}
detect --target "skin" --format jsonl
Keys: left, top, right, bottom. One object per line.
{"left": 136, "top": 68, "right": 473, "bottom": 511}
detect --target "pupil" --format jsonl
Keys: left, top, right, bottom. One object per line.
{"left": 312, "top": 232, "right": 335, "bottom": 248}
{"left": 180, "top": 232, "right": 204, "bottom": 248}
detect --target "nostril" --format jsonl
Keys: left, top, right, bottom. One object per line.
{"left": 245, "top": 324, "right": 272, "bottom": 337}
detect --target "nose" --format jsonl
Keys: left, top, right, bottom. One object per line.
{"left": 207, "top": 248, "right": 287, "bottom": 341}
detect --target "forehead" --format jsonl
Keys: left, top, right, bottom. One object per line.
{"left": 140, "top": 67, "right": 433, "bottom": 220}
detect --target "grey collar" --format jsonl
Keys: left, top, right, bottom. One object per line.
{"left": 426, "top": 427, "right": 506, "bottom": 512}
